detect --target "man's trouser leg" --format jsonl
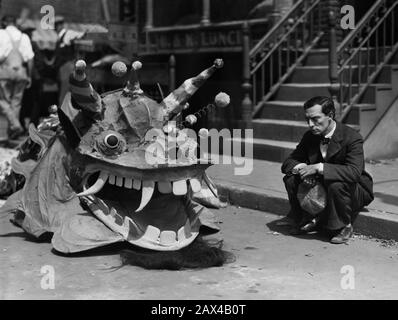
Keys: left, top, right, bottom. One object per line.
{"left": 323, "top": 181, "right": 373, "bottom": 231}
{"left": 9, "top": 80, "right": 26, "bottom": 130}
{"left": 0, "top": 80, "right": 21, "bottom": 130}
{"left": 283, "top": 174, "right": 305, "bottom": 224}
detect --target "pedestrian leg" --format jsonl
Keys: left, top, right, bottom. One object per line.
{"left": 9, "top": 79, "right": 26, "bottom": 129}
{"left": 0, "top": 80, "right": 21, "bottom": 131}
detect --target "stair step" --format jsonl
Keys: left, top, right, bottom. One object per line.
{"left": 253, "top": 119, "right": 308, "bottom": 142}
{"left": 259, "top": 100, "right": 376, "bottom": 125}
{"left": 289, "top": 64, "right": 397, "bottom": 83}
{"left": 253, "top": 118, "right": 361, "bottom": 142}
{"left": 305, "top": 47, "right": 396, "bottom": 66}
{"left": 259, "top": 100, "right": 304, "bottom": 121}
{"left": 229, "top": 122, "right": 363, "bottom": 162}
{"left": 336, "top": 103, "right": 376, "bottom": 126}
{"left": 274, "top": 83, "right": 391, "bottom": 103}
{"left": 253, "top": 119, "right": 308, "bottom": 126}
{"left": 274, "top": 83, "right": 332, "bottom": 101}
{"left": 225, "top": 137, "right": 296, "bottom": 162}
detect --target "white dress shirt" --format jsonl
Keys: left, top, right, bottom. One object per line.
{"left": 293, "top": 120, "right": 337, "bottom": 175}
{"left": 0, "top": 25, "right": 35, "bottom": 63}
{"left": 320, "top": 120, "right": 336, "bottom": 159}
{"left": 318, "top": 120, "right": 336, "bottom": 174}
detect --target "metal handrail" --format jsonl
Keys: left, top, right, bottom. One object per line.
{"left": 337, "top": 0, "right": 398, "bottom": 122}
{"left": 337, "top": 0, "right": 384, "bottom": 53}
{"left": 250, "top": 0, "right": 304, "bottom": 57}
{"left": 251, "top": 1, "right": 321, "bottom": 75}
{"left": 250, "top": 0, "right": 323, "bottom": 117}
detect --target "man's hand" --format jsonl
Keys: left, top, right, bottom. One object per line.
{"left": 302, "top": 176, "right": 317, "bottom": 187}
{"left": 292, "top": 163, "right": 307, "bottom": 175}
{"left": 298, "top": 163, "right": 322, "bottom": 179}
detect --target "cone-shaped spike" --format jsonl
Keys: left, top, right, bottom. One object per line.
{"left": 69, "top": 59, "right": 102, "bottom": 114}
{"left": 125, "top": 61, "right": 143, "bottom": 95}
{"left": 73, "top": 59, "right": 87, "bottom": 81}
{"left": 162, "top": 59, "right": 223, "bottom": 118}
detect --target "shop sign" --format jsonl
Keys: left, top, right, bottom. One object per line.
{"left": 151, "top": 28, "right": 242, "bottom": 52}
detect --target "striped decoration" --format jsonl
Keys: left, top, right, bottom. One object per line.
{"left": 69, "top": 74, "right": 102, "bottom": 114}
{"left": 162, "top": 59, "right": 223, "bottom": 118}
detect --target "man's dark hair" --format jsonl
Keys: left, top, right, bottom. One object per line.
{"left": 1, "top": 15, "right": 16, "bottom": 28}
{"left": 303, "top": 96, "right": 335, "bottom": 119}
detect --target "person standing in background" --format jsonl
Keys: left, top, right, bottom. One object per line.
{"left": 54, "top": 16, "right": 85, "bottom": 106}
{"left": 18, "top": 19, "right": 37, "bottom": 130}
{"left": 0, "top": 15, "right": 34, "bottom": 139}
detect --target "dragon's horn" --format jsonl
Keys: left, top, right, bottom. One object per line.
{"left": 124, "top": 61, "right": 143, "bottom": 95}
{"left": 69, "top": 59, "right": 102, "bottom": 114}
{"left": 161, "top": 59, "right": 224, "bottom": 118}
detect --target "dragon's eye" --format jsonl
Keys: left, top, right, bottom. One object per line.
{"left": 96, "top": 131, "right": 126, "bottom": 157}
{"left": 104, "top": 134, "right": 120, "bottom": 149}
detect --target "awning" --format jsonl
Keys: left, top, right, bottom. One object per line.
{"left": 20, "top": 19, "right": 108, "bottom": 51}
{"left": 65, "top": 22, "right": 108, "bottom": 34}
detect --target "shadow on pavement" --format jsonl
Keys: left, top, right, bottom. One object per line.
{"left": 267, "top": 217, "right": 332, "bottom": 243}
{"left": 50, "top": 242, "right": 132, "bottom": 261}
{"left": 374, "top": 191, "right": 398, "bottom": 207}
{"left": 0, "top": 231, "right": 27, "bottom": 238}
{"left": 0, "top": 229, "right": 53, "bottom": 243}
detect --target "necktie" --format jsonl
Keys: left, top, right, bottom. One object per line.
{"left": 320, "top": 137, "right": 330, "bottom": 145}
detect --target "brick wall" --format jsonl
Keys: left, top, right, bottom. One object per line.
{"left": 0, "top": 0, "right": 120, "bottom": 23}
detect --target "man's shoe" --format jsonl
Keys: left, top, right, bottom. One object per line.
{"left": 330, "top": 225, "right": 353, "bottom": 244}
{"left": 300, "top": 220, "right": 318, "bottom": 233}
{"left": 289, "top": 225, "right": 303, "bottom": 235}
{"left": 275, "top": 216, "right": 295, "bottom": 226}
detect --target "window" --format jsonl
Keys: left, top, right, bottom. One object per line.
{"left": 119, "top": 0, "right": 137, "bottom": 23}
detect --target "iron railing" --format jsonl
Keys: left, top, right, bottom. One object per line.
{"left": 250, "top": 0, "right": 324, "bottom": 117}
{"left": 337, "top": 0, "right": 398, "bottom": 121}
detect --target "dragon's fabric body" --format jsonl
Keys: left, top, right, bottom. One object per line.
{"left": 1, "top": 59, "right": 228, "bottom": 264}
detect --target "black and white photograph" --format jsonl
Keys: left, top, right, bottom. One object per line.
{"left": 0, "top": 0, "right": 397, "bottom": 306}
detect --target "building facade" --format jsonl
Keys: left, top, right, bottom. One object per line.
{"left": 2, "top": 0, "right": 397, "bottom": 159}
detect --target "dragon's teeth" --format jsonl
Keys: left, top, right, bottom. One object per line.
{"left": 158, "top": 181, "right": 172, "bottom": 194}
{"left": 135, "top": 180, "right": 155, "bottom": 212}
{"left": 77, "top": 171, "right": 109, "bottom": 197}
{"left": 124, "top": 177, "right": 133, "bottom": 189}
{"left": 116, "top": 176, "right": 124, "bottom": 187}
{"left": 133, "top": 179, "right": 142, "bottom": 190}
{"left": 109, "top": 175, "right": 116, "bottom": 185}
{"left": 189, "top": 178, "right": 202, "bottom": 193}
{"left": 173, "top": 180, "right": 187, "bottom": 195}
{"left": 92, "top": 172, "right": 201, "bottom": 201}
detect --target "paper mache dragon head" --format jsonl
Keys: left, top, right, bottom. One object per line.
{"left": 0, "top": 58, "right": 233, "bottom": 269}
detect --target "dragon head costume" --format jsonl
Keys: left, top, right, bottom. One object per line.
{"left": 1, "top": 58, "right": 232, "bottom": 269}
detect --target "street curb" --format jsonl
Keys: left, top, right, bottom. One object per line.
{"left": 215, "top": 181, "right": 398, "bottom": 242}
{"left": 215, "top": 182, "right": 289, "bottom": 216}
{"left": 353, "top": 209, "right": 398, "bottom": 241}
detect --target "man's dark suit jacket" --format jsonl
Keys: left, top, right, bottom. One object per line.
{"left": 281, "top": 121, "right": 373, "bottom": 196}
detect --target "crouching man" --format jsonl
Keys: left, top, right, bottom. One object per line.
{"left": 281, "top": 96, "right": 374, "bottom": 244}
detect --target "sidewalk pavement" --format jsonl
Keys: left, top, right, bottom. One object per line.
{"left": 207, "top": 155, "right": 398, "bottom": 241}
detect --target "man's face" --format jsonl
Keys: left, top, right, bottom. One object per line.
{"left": 55, "top": 22, "right": 64, "bottom": 33}
{"left": 304, "top": 104, "right": 333, "bottom": 136}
